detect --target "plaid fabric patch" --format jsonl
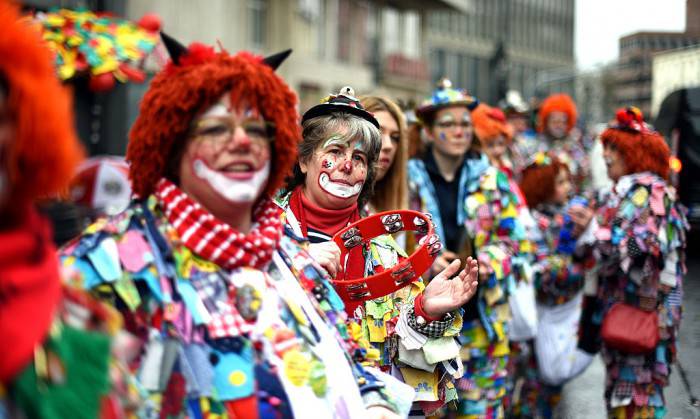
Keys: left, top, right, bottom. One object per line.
{"left": 405, "top": 304, "right": 455, "bottom": 338}
{"left": 190, "top": 272, "right": 227, "bottom": 314}
{"left": 613, "top": 381, "right": 634, "bottom": 399}
{"left": 207, "top": 304, "right": 254, "bottom": 339}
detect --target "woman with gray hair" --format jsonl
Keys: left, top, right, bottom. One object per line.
{"left": 277, "top": 87, "right": 479, "bottom": 417}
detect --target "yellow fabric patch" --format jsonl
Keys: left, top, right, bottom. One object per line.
{"left": 400, "top": 367, "right": 439, "bottom": 401}
{"left": 631, "top": 187, "right": 649, "bottom": 207}
{"left": 484, "top": 286, "right": 504, "bottom": 306}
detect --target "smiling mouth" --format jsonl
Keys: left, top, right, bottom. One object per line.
{"left": 218, "top": 161, "right": 256, "bottom": 180}
{"left": 319, "top": 173, "right": 362, "bottom": 198}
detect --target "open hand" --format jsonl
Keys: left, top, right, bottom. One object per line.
{"left": 422, "top": 257, "right": 479, "bottom": 319}
{"left": 430, "top": 250, "right": 458, "bottom": 276}
{"left": 308, "top": 241, "right": 341, "bottom": 278}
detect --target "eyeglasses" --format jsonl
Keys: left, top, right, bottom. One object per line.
{"left": 435, "top": 120, "right": 471, "bottom": 130}
{"left": 189, "top": 117, "right": 276, "bottom": 146}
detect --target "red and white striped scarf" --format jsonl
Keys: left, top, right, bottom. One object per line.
{"left": 155, "top": 178, "right": 282, "bottom": 270}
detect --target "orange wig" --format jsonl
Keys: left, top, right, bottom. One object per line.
{"left": 471, "top": 103, "right": 514, "bottom": 144}
{"left": 127, "top": 43, "right": 299, "bottom": 198}
{"left": 519, "top": 156, "right": 570, "bottom": 208}
{"left": 0, "top": 1, "right": 83, "bottom": 210}
{"left": 537, "top": 93, "right": 577, "bottom": 133}
{"left": 600, "top": 108, "right": 670, "bottom": 180}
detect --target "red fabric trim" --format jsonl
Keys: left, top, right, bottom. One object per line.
{"left": 288, "top": 187, "right": 360, "bottom": 237}
{"left": 155, "top": 178, "right": 282, "bottom": 270}
{"left": 413, "top": 293, "right": 441, "bottom": 322}
{"left": 0, "top": 208, "right": 61, "bottom": 383}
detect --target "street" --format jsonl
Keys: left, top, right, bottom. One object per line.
{"left": 558, "top": 234, "right": 700, "bottom": 418}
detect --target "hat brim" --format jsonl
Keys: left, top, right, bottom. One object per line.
{"left": 302, "top": 103, "right": 380, "bottom": 129}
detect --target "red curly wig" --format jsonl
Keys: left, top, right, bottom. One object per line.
{"left": 471, "top": 103, "right": 514, "bottom": 144}
{"left": 519, "top": 157, "right": 570, "bottom": 208}
{"left": 537, "top": 93, "right": 577, "bottom": 133}
{"left": 127, "top": 43, "right": 299, "bottom": 198}
{"left": 0, "top": 1, "right": 83, "bottom": 211}
{"left": 600, "top": 108, "right": 670, "bottom": 180}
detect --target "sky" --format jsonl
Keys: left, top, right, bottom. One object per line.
{"left": 575, "top": 0, "right": 687, "bottom": 69}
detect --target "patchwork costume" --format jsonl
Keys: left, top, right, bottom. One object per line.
{"left": 580, "top": 172, "right": 687, "bottom": 418}
{"left": 577, "top": 110, "right": 688, "bottom": 418}
{"left": 59, "top": 38, "right": 395, "bottom": 417}
{"left": 409, "top": 82, "right": 531, "bottom": 418}
{"left": 509, "top": 201, "right": 588, "bottom": 418}
{"left": 278, "top": 90, "right": 463, "bottom": 416}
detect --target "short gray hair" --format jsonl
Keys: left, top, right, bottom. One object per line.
{"left": 284, "top": 112, "right": 382, "bottom": 209}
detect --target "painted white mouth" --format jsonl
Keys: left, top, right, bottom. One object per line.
{"left": 193, "top": 159, "right": 269, "bottom": 203}
{"left": 319, "top": 173, "right": 362, "bottom": 199}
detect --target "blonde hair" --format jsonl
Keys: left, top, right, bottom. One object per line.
{"left": 359, "top": 95, "right": 408, "bottom": 212}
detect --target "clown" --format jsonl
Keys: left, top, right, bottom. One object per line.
{"left": 60, "top": 35, "right": 408, "bottom": 417}
{"left": 571, "top": 108, "right": 688, "bottom": 418}
{"left": 278, "top": 87, "right": 480, "bottom": 416}
{"left": 517, "top": 93, "right": 589, "bottom": 192}
{"left": 407, "top": 79, "right": 531, "bottom": 418}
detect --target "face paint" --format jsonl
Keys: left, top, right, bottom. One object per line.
{"left": 318, "top": 172, "right": 363, "bottom": 198}
{"left": 322, "top": 134, "right": 347, "bottom": 150}
{"left": 439, "top": 132, "right": 446, "bottom": 142}
{"left": 193, "top": 158, "right": 270, "bottom": 203}
{"left": 201, "top": 103, "right": 230, "bottom": 118}
{"left": 437, "top": 114, "right": 455, "bottom": 125}
{"left": 322, "top": 159, "right": 333, "bottom": 169}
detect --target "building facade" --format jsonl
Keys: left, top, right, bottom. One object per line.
{"left": 425, "top": 0, "right": 576, "bottom": 105}
{"left": 25, "top": 0, "right": 462, "bottom": 155}
{"left": 651, "top": 45, "right": 700, "bottom": 116}
{"left": 613, "top": 31, "right": 700, "bottom": 118}
{"left": 612, "top": 0, "right": 700, "bottom": 118}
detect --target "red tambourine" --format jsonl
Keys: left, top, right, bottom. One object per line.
{"left": 331, "top": 210, "right": 442, "bottom": 312}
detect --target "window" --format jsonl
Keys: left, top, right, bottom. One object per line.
{"left": 383, "top": 7, "right": 400, "bottom": 55}
{"left": 248, "top": 0, "right": 268, "bottom": 49}
{"left": 337, "top": 0, "right": 351, "bottom": 62}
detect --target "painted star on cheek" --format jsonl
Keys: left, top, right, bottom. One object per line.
{"left": 322, "top": 159, "right": 333, "bottom": 169}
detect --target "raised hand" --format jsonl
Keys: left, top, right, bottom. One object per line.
{"left": 422, "top": 257, "right": 479, "bottom": 319}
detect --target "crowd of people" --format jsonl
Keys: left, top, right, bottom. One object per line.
{"left": 0, "top": 2, "right": 689, "bottom": 418}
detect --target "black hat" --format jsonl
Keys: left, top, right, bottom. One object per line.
{"left": 301, "top": 86, "right": 379, "bottom": 128}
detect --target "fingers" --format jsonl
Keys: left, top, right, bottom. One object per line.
{"left": 436, "top": 259, "right": 461, "bottom": 280}
{"left": 308, "top": 242, "right": 341, "bottom": 278}
{"left": 442, "top": 250, "right": 459, "bottom": 261}
{"left": 431, "top": 254, "right": 451, "bottom": 275}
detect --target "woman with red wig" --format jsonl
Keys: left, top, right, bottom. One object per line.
{"left": 570, "top": 107, "right": 688, "bottom": 417}
{"left": 59, "top": 33, "right": 408, "bottom": 417}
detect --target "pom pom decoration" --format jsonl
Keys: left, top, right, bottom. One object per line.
{"left": 611, "top": 106, "right": 650, "bottom": 133}
{"left": 137, "top": 13, "right": 161, "bottom": 32}
{"left": 32, "top": 8, "right": 160, "bottom": 91}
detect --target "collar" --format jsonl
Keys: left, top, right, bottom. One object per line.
{"left": 614, "top": 172, "right": 660, "bottom": 196}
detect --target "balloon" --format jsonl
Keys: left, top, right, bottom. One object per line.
{"left": 137, "top": 13, "right": 161, "bottom": 32}
{"left": 89, "top": 72, "right": 115, "bottom": 92}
